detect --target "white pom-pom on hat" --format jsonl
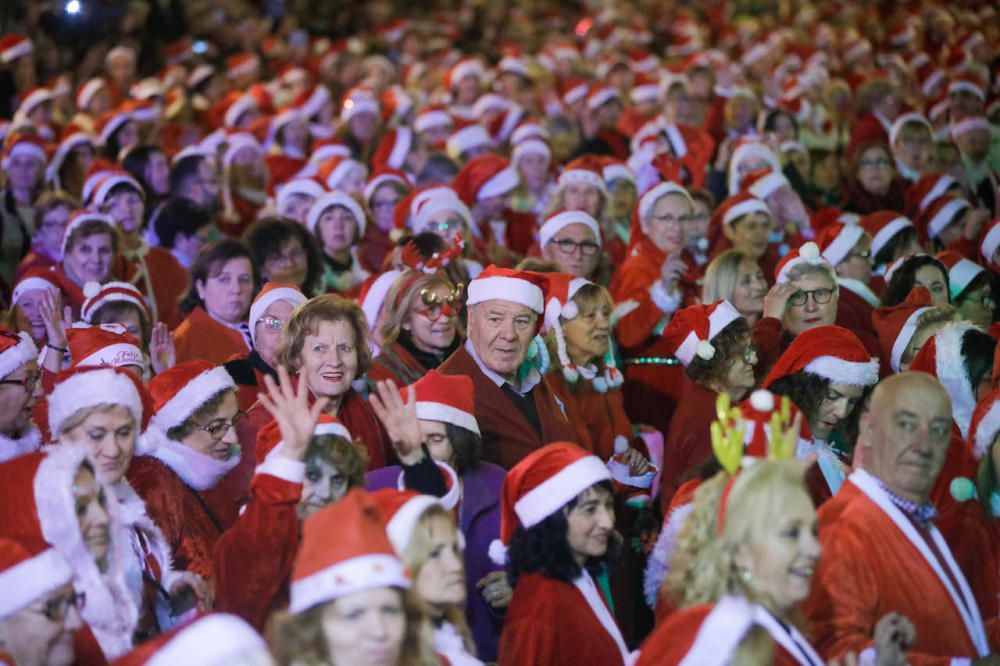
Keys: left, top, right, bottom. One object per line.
{"left": 749, "top": 389, "right": 775, "bottom": 412}
{"left": 695, "top": 339, "right": 716, "bottom": 360}
{"left": 799, "top": 241, "right": 820, "bottom": 261}
{"left": 83, "top": 281, "right": 102, "bottom": 298}
{"left": 488, "top": 539, "right": 508, "bottom": 566}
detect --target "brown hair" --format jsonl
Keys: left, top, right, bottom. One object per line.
{"left": 686, "top": 318, "right": 751, "bottom": 387}
{"left": 166, "top": 388, "right": 235, "bottom": 441}
{"left": 90, "top": 301, "right": 151, "bottom": 345}
{"left": 33, "top": 190, "right": 80, "bottom": 221}
{"left": 307, "top": 434, "right": 368, "bottom": 489}
{"left": 379, "top": 270, "right": 464, "bottom": 346}
{"left": 65, "top": 219, "right": 119, "bottom": 254}
{"left": 276, "top": 294, "right": 372, "bottom": 375}
{"left": 179, "top": 238, "right": 260, "bottom": 315}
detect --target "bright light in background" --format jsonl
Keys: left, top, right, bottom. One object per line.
{"left": 65, "top": 0, "right": 81, "bottom": 15}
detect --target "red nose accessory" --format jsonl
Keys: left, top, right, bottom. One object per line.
{"left": 440, "top": 303, "right": 454, "bottom": 317}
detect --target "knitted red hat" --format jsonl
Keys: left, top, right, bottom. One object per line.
{"left": 969, "top": 389, "right": 1000, "bottom": 461}
{"left": 48, "top": 365, "right": 147, "bottom": 436}
{"left": 936, "top": 250, "right": 984, "bottom": 298}
{"left": 67, "top": 323, "right": 143, "bottom": 369}
{"left": 918, "top": 195, "right": 970, "bottom": 241}
{"left": 0, "top": 537, "right": 72, "bottom": 621}
{"left": 764, "top": 325, "right": 879, "bottom": 388}
{"left": 817, "top": 220, "right": 866, "bottom": 267}
{"left": 247, "top": 282, "right": 306, "bottom": 347}
{"left": 146, "top": 360, "right": 235, "bottom": 434}
{"left": 289, "top": 489, "right": 408, "bottom": 613}
{"left": 80, "top": 281, "right": 150, "bottom": 323}
{"left": 539, "top": 210, "right": 602, "bottom": 248}
{"left": 860, "top": 211, "right": 913, "bottom": 260}
{"left": 406, "top": 370, "right": 479, "bottom": 435}
{"left": 662, "top": 301, "right": 742, "bottom": 367}
{"left": 109, "top": 613, "right": 269, "bottom": 666}
{"left": 979, "top": 216, "right": 1000, "bottom": 267}
{"left": 61, "top": 211, "right": 116, "bottom": 257}
{"left": 904, "top": 173, "right": 958, "bottom": 221}
{"left": 910, "top": 321, "right": 979, "bottom": 437}
{"left": 871, "top": 286, "right": 933, "bottom": 373}
{"left": 371, "top": 128, "right": 413, "bottom": 172}
{"left": 370, "top": 488, "right": 449, "bottom": 554}
{"left": 452, "top": 155, "right": 518, "bottom": 205}
{"left": 0, "top": 327, "right": 38, "bottom": 379}
{"left": 492, "top": 442, "right": 611, "bottom": 564}
{"left": 467, "top": 264, "right": 547, "bottom": 314}
{"left": 774, "top": 241, "right": 831, "bottom": 284}
{"left": 255, "top": 412, "right": 353, "bottom": 467}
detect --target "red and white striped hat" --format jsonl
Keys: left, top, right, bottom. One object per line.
{"left": 80, "top": 281, "right": 149, "bottom": 323}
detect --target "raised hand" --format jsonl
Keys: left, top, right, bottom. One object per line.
{"left": 762, "top": 282, "right": 797, "bottom": 320}
{"left": 39, "top": 289, "right": 67, "bottom": 349}
{"left": 258, "top": 364, "right": 329, "bottom": 461}
{"left": 369, "top": 379, "right": 425, "bottom": 465}
{"left": 660, "top": 251, "right": 686, "bottom": 292}
{"left": 149, "top": 322, "right": 176, "bottom": 375}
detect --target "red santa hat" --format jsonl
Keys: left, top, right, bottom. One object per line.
{"left": 542, "top": 273, "right": 621, "bottom": 389}
{"left": 12, "top": 270, "right": 59, "bottom": 306}
{"left": 510, "top": 120, "right": 549, "bottom": 146}
{"left": 539, "top": 210, "right": 602, "bottom": 248}
{"left": 472, "top": 93, "right": 509, "bottom": 120}
{"left": 774, "top": 241, "right": 832, "bottom": 284}
{"left": 255, "top": 412, "right": 353, "bottom": 468}
{"left": 275, "top": 177, "right": 326, "bottom": 213}
{"left": 980, "top": 216, "right": 1000, "bottom": 266}
{"left": 816, "top": 220, "right": 866, "bottom": 267}
{"left": 370, "top": 488, "right": 456, "bottom": 554}
{"left": 1, "top": 133, "right": 46, "bottom": 171}
{"left": 339, "top": 87, "right": 380, "bottom": 124}
{"left": 511, "top": 138, "right": 551, "bottom": 166}
{"left": 0, "top": 537, "right": 72, "bottom": 621}
{"left": 951, "top": 116, "right": 993, "bottom": 141}
{"left": 727, "top": 142, "right": 781, "bottom": 194}
{"left": 0, "top": 328, "right": 37, "bottom": 380}
{"left": 87, "top": 168, "right": 144, "bottom": 207}
{"left": 363, "top": 169, "right": 412, "bottom": 205}
{"left": 186, "top": 64, "right": 215, "bottom": 91}
{"left": 406, "top": 370, "right": 480, "bottom": 435}
{"left": 147, "top": 360, "right": 235, "bottom": 434}
{"left": 559, "top": 78, "right": 589, "bottom": 108}
{"left": 871, "top": 287, "right": 933, "bottom": 373}
{"left": 316, "top": 155, "right": 367, "bottom": 192}
{"left": 888, "top": 112, "right": 932, "bottom": 147}
{"left": 305, "top": 190, "right": 366, "bottom": 235}
{"left": 48, "top": 365, "right": 145, "bottom": 436}
{"left": 467, "top": 264, "right": 547, "bottom": 314}
{"left": 46, "top": 126, "right": 96, "bottom": 189}
{"left": 860, "top": 211, "right": 913, "bottom": 260}
{"left": 915, "top": 63, "right": 946, "bottom": 99}
{"left": 67, "top": 323, "right": 143, "bottom": 369}
{"left": 80, "top": 282, "right": 151, "bottom": 324}
{"left": 358, "top": 270, "right": 403, "bottom": 334}
{"left": 452, "top": 155, "right": 518, "bottom": 206}
{"left": 969, "top": 390, "right": 1000, "bottom": 462}
{"left": 905, "top": 173, "right": 959, "bottom": 221}
{"left": 111, "top": 613, "right": 269, "bottom": 666}
{"left": 0, "top": 34, "right": 32, "bottom": 64}
{"left": 586, "top": 86, "right": 620, "bottom": 112}
{"left": 637, "top": 181, "right": 693, "bottom": 222}
{"left": 371, "top": 128, "right": 413, "bottom": 172}
{"left": 247, "top": 282, "right": 307, "bottom": 347}
{"left": 918, "top": 195, "right": 970, "bottom": 241}
{"left": 95, "top": 107, "right": 134, "bottom": 146}
{"left": 936, "top": 250, "right": 985, "bottom": 299}
{"left": 741, "top": 167, "right": 789, "bottom": 200}
{"left": 910, "top": 321, "right": 979, "bottom": 437}
{"left": 414, "top": 106, "right": 454, "bottom": 134}
{"left": 948, "top": 73, "right": 985, "bottom": 100}
{"left": 444, "top": 59, "right": 484, "bottom": 91}
{"left": 725, "top": 389, "right": 812, "bottom": 460}
{"left": 662, "top": 301, "right": 742, "bottom": 367}
{"left": 445, "top": 123, "right": 493, "bottom": 161}
{"left": 61, "top": 211, "right": 116, "bottom": 257}
{"left": 557, "top": 155, "right": 607, "bottom": 193}
{"left": 225, "top": 53, "right": 260, "bottom": 80}
{"left": 601, "top": 157, "right": 635, "bottom": 185}
{"left": 716, "top": 192, "right": 770, "bottom": 228}
{"left": 289, "top": 489, "right": 409, "bottom": 613}
{"left": 14, "top": 87, "right": 53, "bottom": 120}
{"left": 764, "top": 325, "right": 879, "bottom": 388}
{"left": 492, "top": 442, "right": 611, "bottom": 563}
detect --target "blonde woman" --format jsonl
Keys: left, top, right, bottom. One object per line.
{"left": 638, "top": 459, "right": 913, "bottom": 664}
{"left": 702, "top": 250, "right": 767, "bottom": 326}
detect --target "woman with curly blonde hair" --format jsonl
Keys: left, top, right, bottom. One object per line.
{"left": 638, "top": 459, "right": 913, "bottom": 664}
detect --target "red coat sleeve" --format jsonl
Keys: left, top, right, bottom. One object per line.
{"left": 612, "top": 257, "right": 676, "bottom": 350}
{"left": 752, "top": 316, "right": 786, "bottom": 382}
{"left": 213, "top": 471, "right": 302, "bottom": 631}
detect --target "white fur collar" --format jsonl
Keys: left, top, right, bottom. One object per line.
{"left": 0, "top": 427, "right": 41, "bottom": 463}
{"left": 146, "top": 427, "right": 241, "bottom": 491}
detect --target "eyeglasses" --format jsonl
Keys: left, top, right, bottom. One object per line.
{"left": 371, "top": 198, "right": 400, "bottom": 210}
{"left": 740, "top": 344, "right": 757, "bottom": 364}
{"left": 0, "top": 372, "right": 39, "bottom": 392}
{"left": 648, "top": 213, "right": 693, "bottom": 228}
{"left": 198, "top": 411, "right": 246, "bottom": 439}
{"left": 846, "top": 249, "right": 871, "bottom": 261}
{"left": 35, "top": 592, "right": 85, "bottom": 622}
{"left": 550, "top": 238, "right": 601, "bottom": 256}
{"left": 961, "top": 293, "right": 995, "bottom": 308}
{"left": 788, "top": 287, "right": 835, "bottom": 306}
{"left": 859, "top": 158, "right": 892, "bottom": 170}
{"left": 257, "top": 315, "right": 284, "bottom": 331}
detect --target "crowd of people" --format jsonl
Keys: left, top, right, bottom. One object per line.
{"left": 0, "top": 0, "right": 999, "bottom": 663}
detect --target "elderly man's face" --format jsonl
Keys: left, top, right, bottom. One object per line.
{"left": 468, "top": 300, "right": 537, "bottom": 381}
{"left": 861, "top": 374, "right": 952, "bottom": 504}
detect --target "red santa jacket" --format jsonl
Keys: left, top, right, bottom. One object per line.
{"left": 438, "top": 344, "right": 586, "bottom": 469}
{"left": 499, "top": 572, "right": 629, "bottom": 666}
{"left": 369, "top": 340, "right": 431, "bottom": 388}
{"left": 111, "top": 245, "right": 188, "bottom": 329}
{"left": 803, "top": 470, "right": 998, "bottom": 664}
{"left": 173, "top": 306, "right": 250, "bottom": 366}
{"left": 835, "top": 280, "right": 887, "bottom": 376}
{"left": 545, "top": 369, "right": 632, "bottom": 461}
{"left": 936, "top": 498, "right": 1000, "bottom": 620}
{"left": 660, "top": 380, "right": 718, "bottom": 511}
{"left": 638, "top": 596, "right": 824, "bottom": 665}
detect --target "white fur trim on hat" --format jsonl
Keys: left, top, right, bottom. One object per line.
{"left": 821, "top": 223, "right": 864, "bottom": 267}
{"left": 0, "top": 547, "right": 72, "bottom": 620}
{"left": 0, "top": 331, "right": 37, "bottom": 380}
{"left": 412, "top": 196, "right": 472, "bottom": 235}
{"left": 147, "top": 614, "right": 269, "bottom": 666}
{"left": 926, "top": 198, "right": 969, "bottom": 239}
{"left": 314, "top": 420, "right": 352, "bottom": 440}
{"left": 467, "top": 275, "right": 544, "bottom": 313}
{"left": 248, "top": 287, "right": 307, "bottom": 347}
{"left": 306, "top": 190, "right": 367, "bottom": 236}
{"left": 477, "top": 165, "right": 519, "bottom": 201}
{"left": 973, "top": 400, "right": 1000, "bottom": 461}
{"left": 322, "top": 159, "right": 367, "bottom": 191}
{"left": 982, "top": 222, "right": 1000, "bottom": 264}
{"left": 48, "top": 368, "right": 143, "bottom": 436}
{"left": 638, "top": 181, "right": 693, "bottom": 221}
{"left": 515, "top": 455, "right": 611, "bottom": 528}
{"left": 361, "top": 270, "right": 402, "bottom": 333}
{"left": 415, "top": 110, "right": 453, "bottom": 133}
{"left": 870, "top": 216, "right": 911, "bottom": 258}
{"left": 12, "top": 277, "right": 57, "bottom": 305}
{"left": 747, "top": 171, "right": 788, "bottom": 199}
{"left": 222, "top": 133, "right": 263, "bottom": 169}
{"left": 889, "top": 112, "right": 932, "bottom": 147}
{"left": 948, "top": 80, "right": 985, "bottom": 100}
{"left": 948, "top": 258, "right": 984, "bottom": 298}
{"left": 723, "top": 198, "right": 770, "bottom": 226}
{"left": 603, "top": 163, "right": 635, "bottom": 184}
{"left": 276, "top": 179, "right": 326, "bottom": 213}
{"left": 562, "top": 82, "right": 588, "bottom": 106}
{"left": 557, "top": 168, "right": 606, "bottom": 192}
{"left": 387, "top": 128, "right": 413, "bottom": 170}
{"left": 76, "top": 342, "right": 143, "bottom": 369}
{"left": 675, "top": 301, "right": 741, "bottom": 366}
{"left": 890, "top": 307, "right": 931, "bottom": 373}
{"left": 803, "top": 355, "right": 879, "bottom": 387}
{"left": 339, "top": 96, "right": 379, "bottom": 124}
{"left": 150, "top": 366, "right": 235, "bottom": 433}
{"left": 61, "top": 212, "right": 116, "bottom": 257}
{"left": 81, "top": 282, "right": 148, "bottom": 323}
{"left": 951, "top": 116, "right": 992, "bottom": 139}
{"left": 446, "top": 125, "right": 492, "bottom": 160}
{"left": 386, "top": 495, "right": 441, "bottom": 554}
{"left": 511, "top": 139, "right": 551, "bottom": 164}
{"left": 415, "top": 401, "right": 481, "bottom": 435}
{"left": 290, "top": 553, "right": 409, "bottom": 613}
{"left": 587, "top": 88, "right": 620, "bottom": 110}
{"left": 0, "top": 38, "right": 32, "bottom": 64}
{"left": 90, "top": 173, "right": 143, "bottom": 206}
{"left": 539, "top": 210, "right": 602, "bottom": 248}
{"left": 776, "top": 242, "right": 830, "bottom": 284}
{"left": 919, "top": 175, "right": 956, "bottom": 213}
{"left": 728, "top": 143, "right": 781, "bottom": 194}
{"left": 1, "top": 140, "right": 45, "bottom": 171}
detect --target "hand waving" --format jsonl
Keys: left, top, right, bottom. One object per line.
{"left": 258, "top": 364, "right": 329, "bottom": 461}
{"left": 39, "top": 289, "right": 67, "bottom": 349}
{"left": 149, "top": 322, "right": 176, "bottom": 375}
{"left": 369, "top": 379, "right": 425, "bottom": 465}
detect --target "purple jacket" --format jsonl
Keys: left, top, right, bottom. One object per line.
{"left": 367, "top": 461, "right": 506, "bottom": 661}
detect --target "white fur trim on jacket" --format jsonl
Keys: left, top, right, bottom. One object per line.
{"left": 643, "top": 502, "right": 693, "bottom": 609}
{"left": 146, "top": 427, "right": 242, "bottom": 491}
{"left": 0, "top": 427, "right": 41, "bottom": 464}
{"left": 649, "top": 280, "right": 682, "bottom": 314}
